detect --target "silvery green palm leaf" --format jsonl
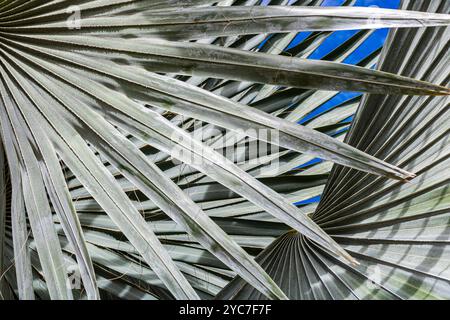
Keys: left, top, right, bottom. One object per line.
{"left": 0, "top": 0, "right": 449, "bottom": 300}
{"left": 218, "top": 0, "right": 450, "bottom": 300}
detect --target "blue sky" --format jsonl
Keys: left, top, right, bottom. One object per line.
{"left": 311, "top": 0, "right": 400, "bottom": 61}
{"left": 263, "top": 0, "right": 400, "bottom": 7}
{"left": 257, "top": 1, "right": 402, "bottom": 197}
{"left": 266, "top": 0, "right": 401, "bottom": 205}
{"left": 261, "top": 0, "right": 400, "bottom": 62}
{"left": 258, "top": 0, "right": 402, "bottom": 139}
{"left": 292, "top": 0, "right": 401, "bottom": 126}
{"left": 322, "top": 0, "right": 399, "bottom": 7}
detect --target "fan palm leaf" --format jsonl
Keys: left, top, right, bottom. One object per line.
{"left": 0, "top": 0, "right": 448, "bottom": 300}
{"left": 218, "top": 0, "right": 450, "bottom": 300}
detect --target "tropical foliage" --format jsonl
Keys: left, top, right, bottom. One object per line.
{"left": 0, "top": 0, "right": 448, "bottom": 300}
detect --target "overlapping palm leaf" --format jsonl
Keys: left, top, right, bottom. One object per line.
{"left": 0, "top": 0, "right": 449, "bottom": 300}
{"left": 218, "top": 0, "right": 450, "bottom": 300}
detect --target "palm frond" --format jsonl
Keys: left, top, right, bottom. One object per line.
{"left": 218, "top": 0, "right": 450, "bottom": 300}
{"left": 0, "top": 0, "right": 449, "bottom": 300}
